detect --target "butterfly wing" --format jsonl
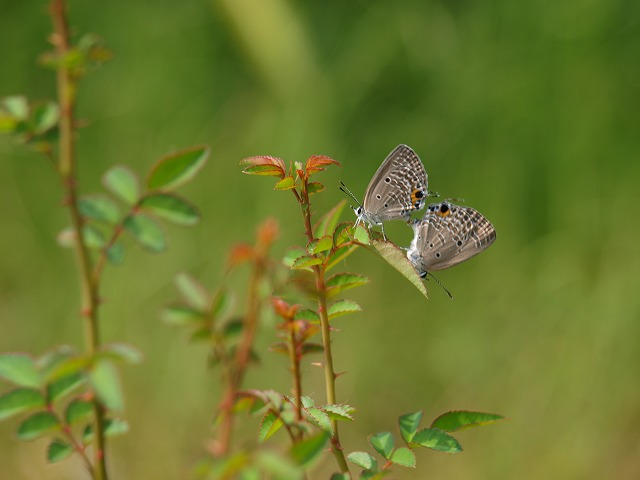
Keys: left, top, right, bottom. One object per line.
{"left": 408, "top": 202, "right": 496, "bottom": 273}
{"left": 361, "top": 144, "right": 428, "bottom": 224}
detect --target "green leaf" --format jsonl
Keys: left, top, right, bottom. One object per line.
{"left": 323, "top": 404, "right": 355, "bottom": 422}
{"left": 148, "top": 145, "right": 209, "bottom": 190}
{"left": 390, "top": 447, "right": 416, "bottom": 467}
{"left": 258, "top": 411, "right": 283, "bottom": 443}
{"left": 42, "top": 356, "right": 87, "bottom": 385}
{"left": 65, "top": 399, "right": 93, "bottom": 424}
{"left": 37, "top": 347, "right": 80, "bottom": 381}
{"left": 47, "top": 373, "right": 85, "bottom": 403}
{"left": 411, "top": 428, "right": 462, "bottom": 453}
{"left": 305, "top": 407, "right": 332, "bottom": 434}
{"left": 106, "top": 242, "right": 125, "bottom": 265}
{"left": 325, "top": 273, "right": 369, "bottom": 298}
{"left": 88, "top": 359, "right": 123, "bottom": 411}
{"left": 0, "top": 353, "right": 41, "bottom": 388}
{"left": 242, "top": 164, "right": 285, "bottom": 176}
{"left": 315, "top": 201, "right": 347, "bottom": 238}
{"left": 103, "top": 165, "right": 139, "bottom": 204}
{"left": 371, "top": 239, "right": 428, "bottom": 299}
{"left": 274, "top": 176, "right": 296, "bottom": 190}
{"left": 359, "top": 470, "right": 388, "bottom": 480}
{"left": 255, "top": 451, "right": 303, "bottom": 480}
{"left": 369, "top": 431, "right": 394, "bottom": 459}
{"left": 291, "top": 255, "right": 323, "bottom": 270}
{"left": 282, "top": 247, "right": 307, "bottom": 268}
{"left": 31, "top": 101, "right": 59, "bottom": 134}
{"left": 162, "top": 304, "right": 206, "bottom": 326}
{"left": 307, "top": 236, "right": 333, "bottom": 255}
{"left": 16, "top": 412, "right": 60, "bottom": 441}
{"left": 47, "top": 439, "right": 73, "bottom": 463}
{"left": 123, "top": 214, "right": 166, "bottom": 252}
{"left": 330, "top": 474, "right": 350, "bottom": 480}
{"left": 99, "top": 343, "right": 143, "bottom": 365}
{"left": 82, "top": 224, "right": 106, "bottom": 249}
{"left": 188, "top": 327, "right": 212, "bottom": 343}
{"left": 139, "top": 193, "right": 200, "bottom": 226}
{"left": 105, "top": 417, "right": 130, "bottom": 437}
{"left": 211, "top": 287, "right": 230, "bottom": 317}
{"left": 431, "top": 410, "right": 505, "bottom": 432}
{"left": 300, "top": 343, "right": 324, "bottom": 356}
{"left": 174, "top": 273, "right": 211, "bottom": 310}
{"left": 222, "top": 319, "right": 244, "bottom": 340}
{"left": 294, "top": 308, "right": 319, "bottom": 322}
{"left": 399, "top": 411, "right": 423, "bottom": 443}
{"left": 300, "top": 396, "right": 314, "bottom": 408}
{"left": 1, "top": 95, "right": 29, "bottom": 120}
{"left": 0, "top": 389, "right": 46, "bottom": 421}
{"left": 326, "top": 245, "right": 358, "bottom": 271}
{"left": 352, "top": 224, "right": 370, "bottom": 245}
{"left": 327, "top": 299, "right": 362, "bottom": 320}
{"left": 78, "top": 195, "right": 120, "bottom": 224}
{"left": 83, "top": 418, "right": 130, "bottom": 443}
{"left": 347, "top": 451, "right": 377, "bottom": 471}
{"left": 290, "top": 432, "right": 329, "bottom": 467}
{"left": 332, "top": 222, "right": 353, "bottom": 246}
{"left": 307, "top": 182, "right": 325, "bottom": 195}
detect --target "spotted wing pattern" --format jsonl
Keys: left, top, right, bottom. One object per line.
{"left": 360, "top": 144, "right": 428, "bottom": 225}
{"left": 407, "top": 202, "right": 496, "bottom": 274}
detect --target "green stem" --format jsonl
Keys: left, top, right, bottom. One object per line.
{"left": 50, "top": 1, "right": 108, "bottom": 479}
{"left": 296, "top": 182, "right": 350, "bottom": 476}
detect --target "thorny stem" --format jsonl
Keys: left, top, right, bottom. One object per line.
{"left": 288, "top": 319, "right": 303, "bottom": 427}
{"left": 296, "top": 179, "right": 350, "bottom": 476}
{"left": 50, "top": 1, "right": 108, "bottom": 479}
{"left": 215, "top": 240, "right": 267, "bottom": 455}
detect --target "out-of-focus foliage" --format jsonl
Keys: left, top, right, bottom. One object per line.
{"left": 0, "top": 1, "right": 638, "bottom": 479}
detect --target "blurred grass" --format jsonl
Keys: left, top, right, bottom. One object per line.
{"left": 1, "top": 0, "right": 639, "bottom": 478}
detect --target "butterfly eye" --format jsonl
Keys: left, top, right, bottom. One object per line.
{"left": 356, "top": 206, "right": 363, "bottom": 215}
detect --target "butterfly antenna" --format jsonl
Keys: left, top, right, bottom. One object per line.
{"left": 339, "top": 181, "right": 362, "bottom": 207}
{"left": 426, "top": 272, "right": 454, "bottom": 299}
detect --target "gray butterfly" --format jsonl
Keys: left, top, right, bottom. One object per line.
{"left": 340, "top": 144, "right": 428, "bottom": 237}
{"left": 407, "top": 201, "right": 496, "bottom": 276}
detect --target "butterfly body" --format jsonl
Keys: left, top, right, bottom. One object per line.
{"left": 407, "top": 202, "right": 496, "bottom": 275}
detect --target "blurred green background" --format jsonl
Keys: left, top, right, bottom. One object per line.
{"left": 1, "top": 0, "right": 639, "bottom": 478}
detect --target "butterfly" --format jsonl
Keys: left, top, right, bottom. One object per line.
{"left": 407, "top": 201, "right": 496, "bottom": 276}
{"left": 340, "top": 144, "right": 429, "bottom": 238}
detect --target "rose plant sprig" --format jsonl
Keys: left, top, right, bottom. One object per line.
{"left": 0, "top": 1, "right": 209, "bottom": 478}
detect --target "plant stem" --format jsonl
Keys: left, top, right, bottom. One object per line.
{"left": 297, "top": 184, "right": 350, "bottom": 476}
{"left": 50, "top": 1, "right": 108, "bottom": 478}
{"left": 216, "top": 242, "right": 266, "bottom": 455}
{"left": 288, "top": 320, "right": 303, "bottom": 426}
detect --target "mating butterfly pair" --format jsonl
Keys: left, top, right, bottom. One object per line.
{"left": 341, "top": 144, "right": 496, "bottom": 279}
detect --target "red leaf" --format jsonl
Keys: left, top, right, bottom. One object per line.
{"left": 228, "top": 244, "right": 254, "bottom": 267}
{"left": 257, "top": 218, "right": 279, "bottom": 249}
{"left": 270, "top": 297, "right": 299, "bottom": 319}
{"left": 240, "top": 156, "right": 286, "bottom": 178}
{"left": 306, "top": 155, "right": 341, "bottom": 174}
